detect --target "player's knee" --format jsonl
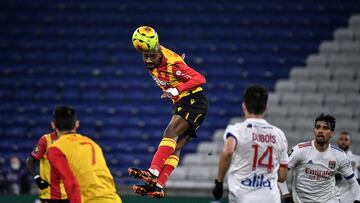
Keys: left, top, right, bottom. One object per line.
{"left": 163, "top": 127, "right": 179, "bottom": 138}
{"left": 173, "top": 149, "right": 181, "bottom": 157}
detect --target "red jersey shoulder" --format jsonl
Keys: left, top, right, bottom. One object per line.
{"left": 297, "top": 141, "right": 312, "bottom": 149}
{"left": 31, "top": 134, "right": 49, "bottom": 159}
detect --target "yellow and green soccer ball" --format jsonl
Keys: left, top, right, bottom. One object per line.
{"left": 132, "top": 26, "right": 159, "bottom": 52}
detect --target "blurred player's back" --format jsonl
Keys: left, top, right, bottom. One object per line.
{"left": 225, "top": 118, "right": 288, "bottom": 203}
{"left": 50, "top": 133, "right": 121, "bottom": 203}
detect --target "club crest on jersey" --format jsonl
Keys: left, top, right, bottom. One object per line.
{"left": 240, "top": 174, "right": 272, "bottom": 190}
{"left": 328, "top": 161, "right": 336, "bottom": 169}
{"left": 288, "top": 149, "right": 294, "bottom": 156}
{"left": 33, "top": 146, "right": 39, "bottom": 155}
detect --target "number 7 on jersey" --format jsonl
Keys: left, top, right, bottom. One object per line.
{"left": 80, "top": 142, "right": 96, "bottom": 165}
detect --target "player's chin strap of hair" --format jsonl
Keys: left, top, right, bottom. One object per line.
{"left": 278, "top": 181, "right": 290, "bottom": 196}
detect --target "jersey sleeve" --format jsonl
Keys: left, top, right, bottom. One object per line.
{"left": 172, "top": 62, "right": 206, "bottom": 93}
{"left": 338, "top": 152, "right": 355, "bottom": 179}
{"left": 278, "top": 130, "right": 289, "bottom": 167}
{"left": 47, "top": 146, "right": 82, "bottom": 203}
{"left": 31, "top": 136, "right": 47, "bottom": 160}
{"left": 223, "top": 124, "right": 239, "bottom": 143}
{"left": 288, "top": 145, "right": 302, "bottom": 169}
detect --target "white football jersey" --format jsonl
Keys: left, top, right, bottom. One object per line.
{"left": 336, "top": 150, "right": 360, "bottom": 203}
{"left": 289, "top": 140, "right": 354, "bottom": 203}
{"left": 224, "top": 118, "right": 289, "bottom": 203}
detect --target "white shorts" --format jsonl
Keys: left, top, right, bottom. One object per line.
{"left": 293, "top": 193, "right": 340, "bottom": 203}
{"left": 228, "top": 189, "right": 281, "bottom": 203}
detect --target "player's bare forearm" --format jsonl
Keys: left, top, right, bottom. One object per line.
{"left": 277, "top": 166, "right": 288, "bottom": 182}
{"left": 217, "top": 137, "right": 236, "bottom": 182}
{"left": 216, "top": 151, "right": 232, "bottom": 182}
{"left": 26, "top": 156, "right": 37, "bottom": 177}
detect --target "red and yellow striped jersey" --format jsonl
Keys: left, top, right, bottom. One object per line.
{"left": 31, "top": 132, "right": 67, "bottom": 200}
{"left": 149, "top": 46, "right": 206, "bottom": 103}
{"left": 47, "top": 133, "right": 121, "bottom": 203}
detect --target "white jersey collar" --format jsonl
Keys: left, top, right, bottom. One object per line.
{"left": 245, "top": 118, "right": 268, "bottom": 124}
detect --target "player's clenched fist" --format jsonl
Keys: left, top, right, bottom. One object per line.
{"left": 212, "top": 179, "right": 223, "bottom": 200}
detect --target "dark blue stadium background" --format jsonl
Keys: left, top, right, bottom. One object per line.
{"left": 0, "top": 0, "right": 359, "bottom": 186}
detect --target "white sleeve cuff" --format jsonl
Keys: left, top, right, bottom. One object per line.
{"left": 166, "top": 88, "right": 179, "bottom": 96}
{"left": 278, "top": 181, "right": 290, "bottom": 195}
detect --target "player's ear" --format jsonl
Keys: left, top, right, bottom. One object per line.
{"left": 242, "top": 102, "right": 247, "bottom": 114}
{"left": 75, "top": 120, "right": 80, "bottom": 129}
{"left": 264, "top": 105, "right": 268, "bottom": 114}
{"left": 51, "top": 121, "right": 56, "bottom": 130}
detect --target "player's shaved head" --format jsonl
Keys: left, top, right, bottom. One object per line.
{"left": 243, "top": 84, "right": 268, "bottom": 115}
{"left": 53, "top": 105, "right": 77, "bottom": 131}
{"left": 337, "top": 131, "right": 352, "bottom": 152}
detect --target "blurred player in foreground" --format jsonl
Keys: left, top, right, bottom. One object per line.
{"left": 279, "top": 114, "right": 360, "bottom": 203}
{"left": 26, "top": 124, "right": 68, "bottom": 202}
{"left": 47, "top": 106, "right": 122, "bottom": 203}
{"left": 212, "top": 84, "right": 289, "bottom": 203}
{"left": 128, "top": 26, "right": 208, "bottom": 198}
{"left": 335, "top": 131, "right": 360, "bottom": 203}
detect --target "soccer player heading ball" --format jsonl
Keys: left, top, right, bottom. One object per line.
{"left": 129, "top": 26, "right": 208, "bottom": 198}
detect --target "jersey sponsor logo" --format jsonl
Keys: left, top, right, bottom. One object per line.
{"left": 252, "top": 133, "right": 276, "bottom": 144}
{"left": 305, "top": 167, "right": 334, "bottom": 180}
{"left": 328, "top": 161, "right": 336, "bottom": 169}
{"left": 151, "top": 75, "right": 170, "bottom": 87}
{"left": 240, "top": 174, "right": 272, "bottom": 190}
{"left": 175, "top": 70, "right": 182, "bottom": 76}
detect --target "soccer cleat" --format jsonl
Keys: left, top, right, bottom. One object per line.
{"left": 128, "top": 167, "right": 158, "bottom": 187}
{"left": 132, "top": 184, "right": 165, "bottom": 199}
